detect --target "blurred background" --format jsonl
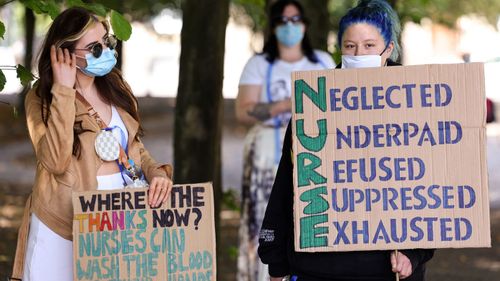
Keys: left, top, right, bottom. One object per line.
{"left": 1, "top": 0, "right": 500, "bottom": 280}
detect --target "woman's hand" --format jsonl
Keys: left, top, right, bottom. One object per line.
{"left": 391, "top": 251, "right": 412, "bottom": 279}
{"left": 50, "top": 45, "right": 76, "bottom": 89}
{"left": 236, "top": 84, "right": 292, "bottom": 125}
{"left": 148, "top": 176, "right": 173, "bottom": 207}
{"left": 277, "top": 98, "right": 292, "bottom": 113}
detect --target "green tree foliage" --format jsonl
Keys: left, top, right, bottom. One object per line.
{"left": 0, "top": 0, "right": 133, "bottom": 92}
{"left": 233, "top": 0, "right": 500, "bottom": 52}
{"left": 394, "top": 0, "right": 500, "bottom": 27}
{"left": 301, "top": 0, "right": 330, "bottom": 50}
{"left": 16, "top": 64, "right": 34, "bottom": 87}
{"left": 0, "top": 20, "right": 5, "bottom": 39}
{"left": 231, "top": 0, "right": 267, "bottom": 31}
{"left": 19, "top": 0, "right": 61, "bottom": 19}
{"left": 0, "top": 68, "right": 5, "bottom": 91}
{"left": 97, "top": 0, "right": 181, "bottom": 21}
{"left": 110, "top": 9, "right": 132, "bottom": 40}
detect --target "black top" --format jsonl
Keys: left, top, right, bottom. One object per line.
{"left": 258, "top": 61, "right": 434, "bottom": 281}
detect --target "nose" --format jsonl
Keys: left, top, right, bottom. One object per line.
{"left": 355, "top": 47, "right": 368, "bottom": 56}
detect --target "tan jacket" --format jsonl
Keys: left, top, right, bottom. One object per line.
{"left": 10, "top": 83, "right": 172, "bottom": 279}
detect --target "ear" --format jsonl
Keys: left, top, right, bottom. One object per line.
{"left": 384, "top": 41, "right": 395, "bottom": 58}
{"left": 381, "top": 41, "right": 395, "bottom": 65}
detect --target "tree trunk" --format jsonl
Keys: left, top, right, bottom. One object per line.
{"left": 115, "top": 40, "right": 123, "bottom": 70}
{"left": 23, "top": 8, "right": 34, "bottom": 74}
{"left": 174, "top": 0, "right": 229, "bottom": 277}
{"left": 301, "top": 0, "right": 330, "bottom": 51}
{"left": 18, "top": 7, "right": 35, "bottom": 114}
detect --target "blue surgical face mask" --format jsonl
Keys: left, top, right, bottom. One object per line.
{"left": 275, "top": 22, "right": 304, "bottom": 47}
{"left": 77, "top": 48, "right": 117, "bottom": 77}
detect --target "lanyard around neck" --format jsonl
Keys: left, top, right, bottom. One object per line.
{"left": 265, "top": 56, "right": 329, "bottom": 164}
{"left": 75, "top": 92, "right": 133, "bottom": 172}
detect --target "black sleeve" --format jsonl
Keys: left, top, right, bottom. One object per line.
{"left": 400, "top": 249, "right": 435, "bottom": 274}
{"left": 258, "top": 121, "right": 294, "bottom": 278}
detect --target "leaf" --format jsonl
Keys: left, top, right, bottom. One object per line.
{"left": 83, "top": 3, "right": 108, "bottom": 17}
{"left": 16, "top": 65, "right": 35, "bottom": 87}
{"left": 42, "top": 0, "right": 61, "bottom": 19}
{"left": 0, "top": 69, "right": 6, "bottom": 92}
{"left": 20, "top": 0, "right": 44, "bottom": 14}
{"left": 110, "top": 10, "right": 132, "bottom": 41}
{"left": 66, "top": 0, "right": 85, "bottom": 7}
{"left": 21, "top": 0, "right": 60, "bottom": 18}
{"left": 66, "top": 0, "right": 107, "bottom": 17}
{"left": 0, "top": 21, "right": 5, "bottom": 40}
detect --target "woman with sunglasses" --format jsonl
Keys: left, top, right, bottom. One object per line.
{"left": 258, "top": 1, "right": 434, "bottom": 281}
{"left": 236, "top": 1, "right": 334, "bottom": 281}
{"left": 11, "top": 7, "right": 173, "bottom": 281}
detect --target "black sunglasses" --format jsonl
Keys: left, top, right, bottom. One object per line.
{"left": 74, "top": 34, "right": 117, "bottom": 58}
{"left": 275, "top": 15, "right": 303, "bottom": 25}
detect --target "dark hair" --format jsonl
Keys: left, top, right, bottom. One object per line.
{"left": 35, "top": 7, "right": 143, "bottom": 157}
{"left": 262, "top": 0, "right": 318, "bottom": 63}
{"left": 338, "top": 0, "right": 401, "bottom": 61}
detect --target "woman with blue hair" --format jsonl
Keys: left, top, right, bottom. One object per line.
{"left": 258, "top": 1, "right": 434, "bottom": 280}
{"left": 338, "top": 0, "right": 401, "bottom": 68}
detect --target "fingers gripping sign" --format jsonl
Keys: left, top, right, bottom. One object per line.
{"left": 148, "top": 176, "right": 173, "bottom": 208}
{"left": 391, "top": 250, "right": 413, "bottom": 279}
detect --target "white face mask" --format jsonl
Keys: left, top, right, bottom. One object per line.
{"left": 341, "top": 55, "right": 382, "bottom": 69}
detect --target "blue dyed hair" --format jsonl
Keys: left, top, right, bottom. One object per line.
{"left": 338, "top": 0, "right": 401, "bottom": 61}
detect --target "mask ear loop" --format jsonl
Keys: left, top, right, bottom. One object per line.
{"left": 73, "top": 51, "right": 89, "bottom": 73}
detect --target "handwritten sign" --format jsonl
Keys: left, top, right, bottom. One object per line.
{"left": 292, "top": 63, "right": 491, "bottom": 252}
{"left": 72, "top": 182, "right": 216, "bottom": 280}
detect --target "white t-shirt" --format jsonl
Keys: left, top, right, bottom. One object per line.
{"left": 239, "top": 50, "right": 335, "bottom": 126}
{"left": 109, "top": 106, "right": 129, "bottom": 151}
{"left": 97, "top": 106, "right": 129, "bottom": 190}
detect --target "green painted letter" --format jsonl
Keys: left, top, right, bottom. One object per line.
{"left": 294, "top": 77, "right": 327, "bottom": 114}
{"left": 296, "top": 119, "right": 327, "bottom": 152}
{"left": 297, "top": 153, "right": 327, "bottom": 187}
{"left": 300, "top": 186, "right": 328, "bottom": 215}
{"left": 300, "top": 214, "right": 328, "bottom": 248}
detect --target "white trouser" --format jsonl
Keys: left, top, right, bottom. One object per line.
{"left": 23, "top": 172, "right": 124, "bottom": 280}
{"left": 23, "top": 213, "right": 73, "bottom": 281}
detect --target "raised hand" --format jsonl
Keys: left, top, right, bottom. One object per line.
{"left": 50, "top": 45, "right": 77, "bottom": 88}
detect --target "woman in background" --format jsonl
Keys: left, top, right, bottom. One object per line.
{"left": 235, "top": 1, "right": 334, "bottom": 280}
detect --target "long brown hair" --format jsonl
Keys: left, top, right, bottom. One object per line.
{"left": 262, "top": 0, "right": 317, "bottom": 63}
{"left": 35, "top": 7, "right": 143, "bottom": 156}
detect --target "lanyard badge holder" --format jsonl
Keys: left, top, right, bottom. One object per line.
{"left": 76, "top": 92, "right": 148, "bottom": 188}
{"left": 118, "top": 147, "right": 148, "bottom": 188}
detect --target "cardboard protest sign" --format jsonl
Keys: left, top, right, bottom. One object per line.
{"left": 72, "top": 182, "right": 215, "bottom": 280}
{"left": 292, "top": 63, "right": 490, "bottom": 252}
